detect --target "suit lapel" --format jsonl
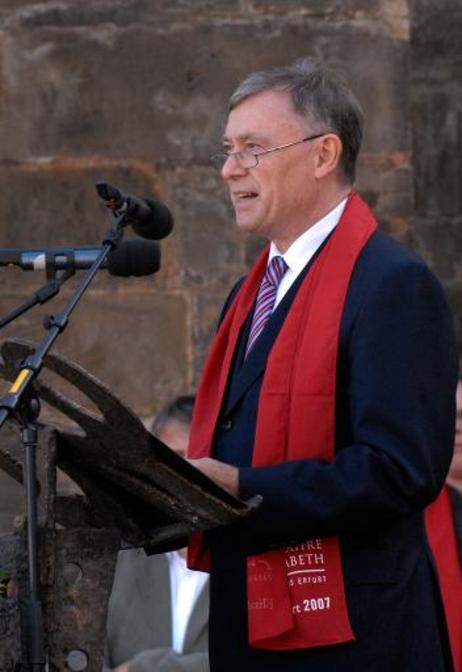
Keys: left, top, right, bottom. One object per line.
{"left": 223, "top": 311, "right": 285, "bottom": 416}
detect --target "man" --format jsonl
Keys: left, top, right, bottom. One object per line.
{"left": 105, "top": 396, "right": 209, "bottom": 672}
{"left": 187, "top": 60, "right": 458, "bottom": 671}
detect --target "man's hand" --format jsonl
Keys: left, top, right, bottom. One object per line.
{"left": 188, "top": 457, "right": 239, "bottom": 497}
{"left": 114, "top": 664, "right": 130, "bottom": 672}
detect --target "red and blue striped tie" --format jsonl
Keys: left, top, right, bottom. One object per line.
{"left": 245, "top": 255, "right": 288, "bottom": 358}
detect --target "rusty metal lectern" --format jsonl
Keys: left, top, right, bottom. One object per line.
{"left": 0, "top": 339, "right": 257, "bottom": 672}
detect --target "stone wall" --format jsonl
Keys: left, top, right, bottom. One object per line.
{"left": 409, "top": 0, "right": 462, "bottom": 339}
{"left": 0, "top": 0, "right": 460, "bottom": 531}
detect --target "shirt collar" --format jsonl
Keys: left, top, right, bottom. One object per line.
{"left": 268, "top": 197, "right": 348, "bottom": 274}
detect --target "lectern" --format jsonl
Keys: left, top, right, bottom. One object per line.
{"left": 0, "top": 339, "right": 258, "bottom": 672}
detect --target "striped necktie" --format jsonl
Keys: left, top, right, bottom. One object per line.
{"left": 245, "top": 255, "right": 288, "bottom": 358}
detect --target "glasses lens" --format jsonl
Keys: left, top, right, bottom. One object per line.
{"left": 240, "top": 151, "right": 257, "bottom": 169}
{"left": 210, "top": 151, "right": 258, "bottom": 170}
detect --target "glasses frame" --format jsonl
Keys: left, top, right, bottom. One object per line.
{"left": 210, "top": 133, "right": 327, "bottom": 170}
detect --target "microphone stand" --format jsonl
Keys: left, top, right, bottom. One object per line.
{"left": 0, "top": 257, "right": 77, "bottom": 331}
{"left": 0, "top": 215, "right": 126, "bottom": 671}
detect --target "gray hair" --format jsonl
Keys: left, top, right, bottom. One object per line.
{"left": 229, "top": 59, "right": 364, "bottom": 184}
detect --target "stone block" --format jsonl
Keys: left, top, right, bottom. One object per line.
{"left": 0, "top": 22, "right": 230, "bottom": 162}
{"left": 0, "top": 9, "right": 409, "bottom": 163}
{"left": 190, "top": 289, "right": 229, "bottom": 385}
{"left": 0, "top": 290, "right": 189, "bottom": 417}
{"left": 0, "top": 161, "right": 168, "bottom": 246}
{"left": 0, "top": 160, "right": 171, "bottom": 292}
{"left": 165, "top": 167, "right": 245, "bottom": 290}
{"left": 143, "top": 0, "right": 242, "bottom": 14}
{"left": 356, "top": 153, "right": 413, "bottom": 242}
{"left": 412, "top": 92, "right": 462, "bottom": 218}
{"left": 410, "top": 218, "right": 462, "bottom": 283}
{"left": 411, "top": 0, "right": 462, "bottom": 66}
{"left": 247, "top": 0, "right": 382, "bottom": 17}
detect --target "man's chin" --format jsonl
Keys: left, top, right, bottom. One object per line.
{"left": 234, "top": 213, "right": 260, "bottom": 233}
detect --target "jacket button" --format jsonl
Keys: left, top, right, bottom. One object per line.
{"left": 221, "top": 418, "right": 233, "bottom": 431}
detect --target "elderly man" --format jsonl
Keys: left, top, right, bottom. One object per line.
{"left": 187, "top": 59, "right": 458, "bottom": 671}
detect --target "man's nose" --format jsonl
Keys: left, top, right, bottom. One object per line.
{"left": 222, "top": 153, "right": 249, "bottom": 180}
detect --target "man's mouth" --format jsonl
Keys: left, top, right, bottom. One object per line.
{"left": 233, "top": 191, "right": 258, "bottom": 200}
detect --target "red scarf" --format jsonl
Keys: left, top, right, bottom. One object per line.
{"left": 426, "top": 486, "right": 462, "bottom": 672}
{"left": 188, "top": 192, "right": 376, "bottom": 649}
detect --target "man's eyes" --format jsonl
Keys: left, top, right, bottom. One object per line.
{"left": 222, "top": 144, "right": 263, "bottom": 154}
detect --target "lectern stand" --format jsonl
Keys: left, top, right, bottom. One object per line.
{"left": 0, "top": 339, "right": 258, "bottom": 672}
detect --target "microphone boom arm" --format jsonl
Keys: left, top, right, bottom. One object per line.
{"left": 0, "top": 256, "right": 77, "bottom": 331}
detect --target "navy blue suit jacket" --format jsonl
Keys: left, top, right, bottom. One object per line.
{"left": 207, "top": 230, "right": 458, "bottom": 672}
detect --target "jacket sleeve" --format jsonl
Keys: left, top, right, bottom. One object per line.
{"left": 237, "top": 259, "right": 458, "bottom": 547}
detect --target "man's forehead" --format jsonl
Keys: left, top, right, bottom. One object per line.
{"left": 224, "top": 90, "right": 305, "bottom": 140}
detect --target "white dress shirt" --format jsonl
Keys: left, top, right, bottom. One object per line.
{"left": 268, "top": 197, "right": 348, "bottom": 308}
{"left": 167, "top": 550, "right": 208, "bottom": 654}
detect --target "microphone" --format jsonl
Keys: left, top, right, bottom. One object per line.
{"left": 0, "top": 240, "right": 161, "bottom": 277}
{"left": 95, "top": 181, "right": 174, "bottom": 240}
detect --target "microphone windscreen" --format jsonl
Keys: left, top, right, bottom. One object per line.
{"left": 95, "top": 181, "right": 124, "bottom": 208}
{"left": 107, "top": 240, "right": 161, "bottom": 277}
{"left": 132, "top": 198, "right": 174, "bottom": 240}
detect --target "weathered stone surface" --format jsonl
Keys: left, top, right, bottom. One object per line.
{"left": 410, "top": 0, "right": 462, "bottom": 320}
{"left": 190, "top": 289, "right": 229, "bottom": 386}
{"left": 0, "top": 290, "right": 189, "bottom": 417}
{"left": 356, "top": 152, "right": 414, "bottom": 241}
{"left": 410, "top": 0, "right": 462, "bottom": 64}
{"left": 410, "top": 218, "right": 462, "bottom": 283}
{"left": 0, "top": 7, "right": 409, "bottom": 164}
{"left": 245, "top": 0, "right": 383, "bottom": 16}
{"left": 166, "top": 166, "right": 244, "bottom": 290}
{"left": 0, "top": 161, "right": 166, "bottom": 251}
{"left": 412, "top": 91, "right": 462, "bottom": 219}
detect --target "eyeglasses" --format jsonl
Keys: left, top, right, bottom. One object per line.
{"left": 210, "top": 133, "right": 327, "bottom": 170}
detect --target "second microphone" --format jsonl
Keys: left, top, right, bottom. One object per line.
{"left": 0, "top": 240, "right": 161, "bottom": 278}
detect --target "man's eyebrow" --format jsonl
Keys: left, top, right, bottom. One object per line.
{"left": 222, "top": 132, "right": 269, "bottom": 145}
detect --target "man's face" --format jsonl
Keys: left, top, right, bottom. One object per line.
{"left": 448, "top": 380, "right": 462, "bottom": 491}
{"left": 222, "top": 89, "right": 322, "bottom": 248}
{"left": 158, "top": 419, "right": 190, "bottom": 458}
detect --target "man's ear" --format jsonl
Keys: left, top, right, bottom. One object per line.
{"left": 314, "top": 134, "right": 343, "bottom": 179}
